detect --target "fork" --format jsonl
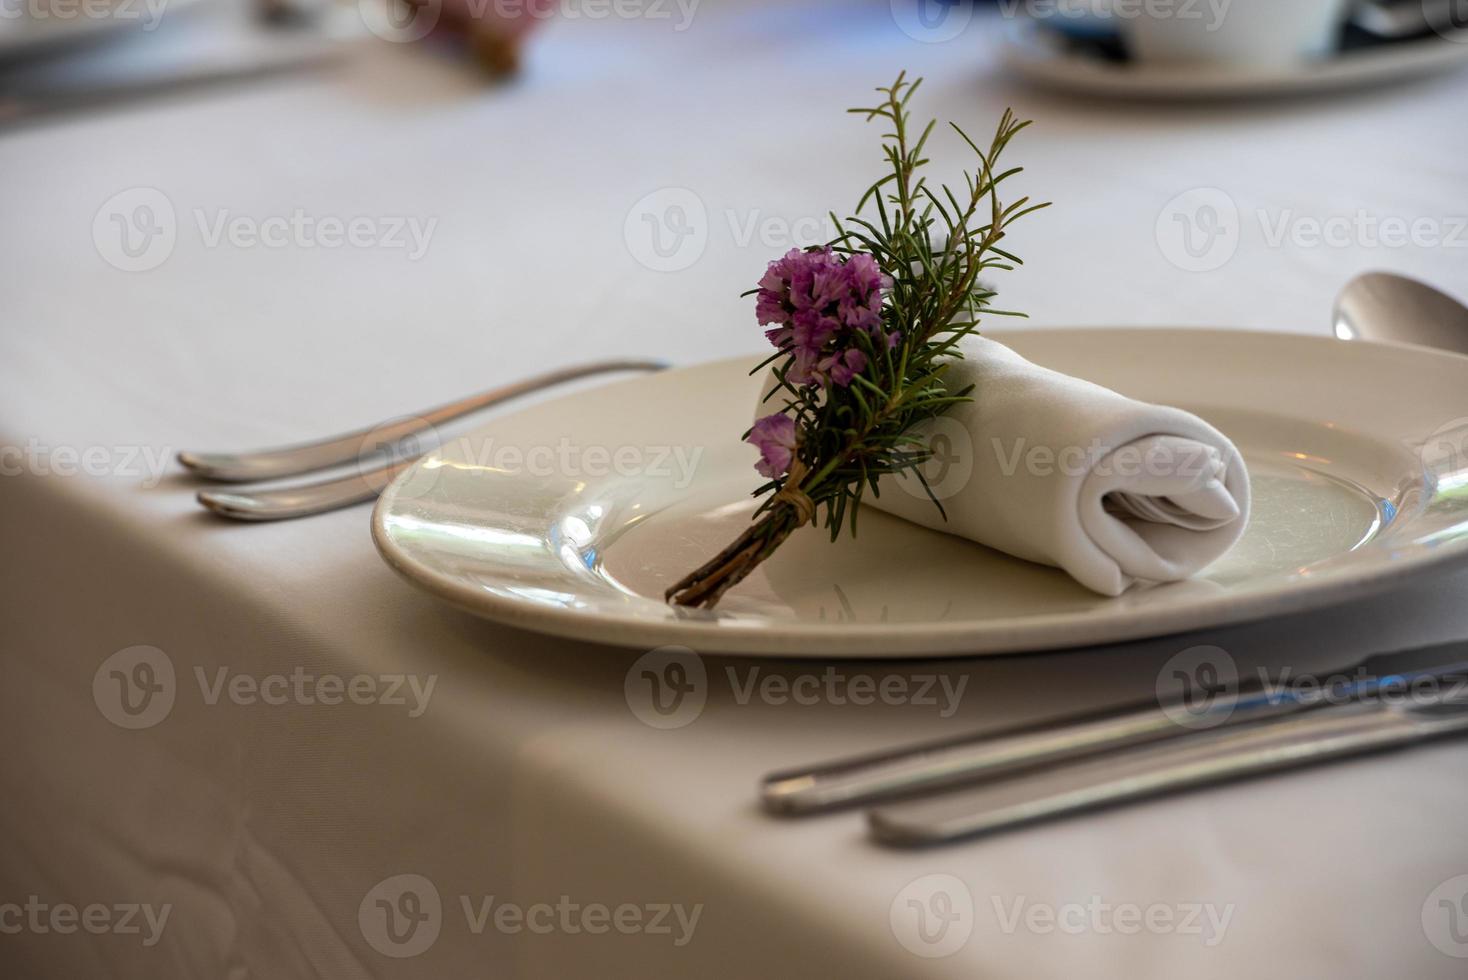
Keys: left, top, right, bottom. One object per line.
{"left": 182, "top": 359, "right": 668, "bottom": 521}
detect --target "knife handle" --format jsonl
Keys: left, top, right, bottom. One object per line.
{"left": 760, "top": 682, "right": 1315, "bottom": 815}
{"left": 760, "top": 652, "right": 1468, "bottom": 815}
{"left": 867, "top": 697, "right": 1468, "bottom": 846}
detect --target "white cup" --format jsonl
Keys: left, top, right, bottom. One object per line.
{"left": 1119, "top": 0, "right": 1356, "bottom": 68}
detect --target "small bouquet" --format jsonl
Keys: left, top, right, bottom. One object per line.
{"left": 666, "top": 73, "right": 1047, "bottom": 609}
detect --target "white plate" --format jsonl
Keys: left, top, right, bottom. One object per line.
{"left": 1000, "top": 20, "right": 1468, "bottom": 100}
{"left": 372, "top": 328, "right": 1468, "bottom": 658}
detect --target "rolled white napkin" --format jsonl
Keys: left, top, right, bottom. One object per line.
{"left": 756, "top": 336, "right": 1250, "bottom": 596}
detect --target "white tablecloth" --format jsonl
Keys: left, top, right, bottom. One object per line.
{"left": 4, "top": 2, "right": 1468, "bottom": 976}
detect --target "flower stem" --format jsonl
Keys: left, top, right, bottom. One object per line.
{"left": 664, "top": 506, "right": 802, "bottom": 609}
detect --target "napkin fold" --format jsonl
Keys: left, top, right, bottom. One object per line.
{"left": 756, "top": 336, "right": 1250, "bottom": 596}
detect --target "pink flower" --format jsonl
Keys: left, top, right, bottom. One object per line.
{"left": 753, "top": 247, "right": 890, "bottom": 395}
{"left": 747, "top": 412, "right": 798, "bottom": 478}
{"left": 755, "top": 247, "right": 890, "bottom": 357}
{"left": 819, "top": 348, "right": 867, "bottom": 388}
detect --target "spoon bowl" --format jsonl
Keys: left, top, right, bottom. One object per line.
{"left": 1334, "top": 271, "right": 1468, "bottom": 353}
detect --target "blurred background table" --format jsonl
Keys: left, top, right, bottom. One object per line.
{"left": 3, "top": 0, "right": 1468, "bottom": 976}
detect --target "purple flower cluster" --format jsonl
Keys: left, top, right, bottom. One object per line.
{"left": 756, "top": 247, "right": 894, "bottom": 387}
{"left": 747, "top": 412, "right": 797, "bottom": 479}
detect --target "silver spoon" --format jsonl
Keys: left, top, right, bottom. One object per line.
{"left": 189, "top": 359, "right": 668, "bottom": 521}
{"left": 1333, "top": 271, "right": 1468, "bottom": 353}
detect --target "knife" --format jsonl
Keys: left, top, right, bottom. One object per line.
{"left": 760, "top": 642, "right": 1468, "bottom": 815}
{"left": 867, "top": 690, "right": 1468, "bottom": 846}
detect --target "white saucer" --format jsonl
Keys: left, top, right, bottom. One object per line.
{"left": 372, "top": 328, "right": 1468, "bottom": 658}
{"left": 1000, "top": 20, "right": 1468, "bottom": 100}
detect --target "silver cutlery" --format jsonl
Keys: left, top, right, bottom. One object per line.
{"left": 1333, "top": 271, "right": 1468, "bottom": 353}
{"left": 0, "top": 44, "right": 341, "bottom": 129}
{"left": 868, "top": 690, "right": 1468, "bottom": 846}
{"left": 761, "top": 271, "right": 1468, "bottom": 841}
{"left": 761, "top": 644, "right": 1468, "bottom": 814}
{"left": 196, "top": 457, "right": 420, "bottom": 521}
{"left": 185, "top": 359, "right": 668, "bottom": 521}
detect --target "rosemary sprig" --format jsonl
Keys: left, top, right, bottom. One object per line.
{"left": 666, "top": 73, "right": 1048, "bottom": 609}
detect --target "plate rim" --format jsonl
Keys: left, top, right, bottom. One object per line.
{"left": 371, "top": 326, "right": 1468, "bottom": 657}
